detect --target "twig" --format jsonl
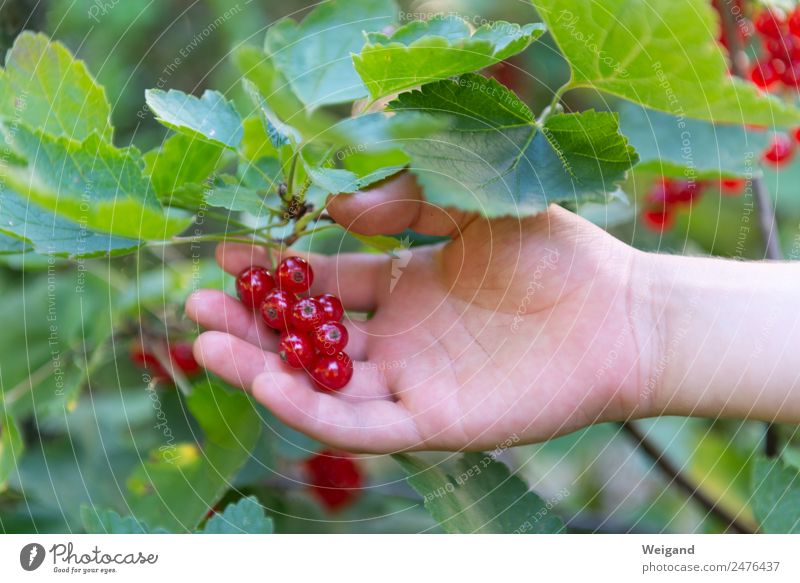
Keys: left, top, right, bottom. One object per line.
{"left": 720, "top": 0, "right": 784, "bottom": 458}
{"left": 621, "top": 422, "right": 755, "bottom": 533}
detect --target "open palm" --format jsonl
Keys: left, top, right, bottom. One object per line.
{"left": 186, "top": 174, "right": 652, "bottom": 453}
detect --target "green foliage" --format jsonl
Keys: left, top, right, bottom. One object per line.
{"left": 0, "top": 414, "right": 23, "bottom": 491}
{"left": 144, "top": 133, "right": 225, "bottom": 200}
{"left": 391, "top": 74, "right": 637, "bottom": 215}
{"left": 81, "top": 507, "right": 167, "bottom": 534}
{"left": 354, "top": 16, "right": 545, "bottom": 100}
{"left": 200, "top": 496, "right": 274, "bottom": 534}
{"left": 751, "top": 456, "right": 800, "bottom": 533}
{"left": 394, "top": 453, "right": 565, "bottom": 533}
{"left": 532, "top": 0, "right": 800, "bottom": 126}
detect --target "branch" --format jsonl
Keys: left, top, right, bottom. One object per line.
{"left": 621, "top": 422, "right": 755, "bottom": 534}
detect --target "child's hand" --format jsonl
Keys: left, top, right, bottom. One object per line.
{"left": 186, "top": 173, "right": 655, "bottom": 452}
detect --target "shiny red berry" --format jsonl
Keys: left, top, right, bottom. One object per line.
{"left": 304, "top": 449, "right": 363, "bottom": 512}
{"left": 290, "top": 297, "right": 325, "bottom": 332}
{"left": 312, "top": 322, "right": 349, "bottom": 356}
{"left": 720, "top": 178, "right": 746, "bottom": 196}
{"left": 763, "top": 133, "right": 794, "bottom": 165}
{"left": 236, "top": 267, "right": 275, "bottom": 309}
{"left": 315, "top": 293, "right": 344, "bottom": 322}
{"left": 750, "top": 59, "right": 780, "bottom": 89}
{"left": 260, "top": 289, "right": 295, "bottom": 330}
{"left": 131, "top": 346, "right": 169, "bottom": 379}
{"left": 277, "top": 256, "right": 314, "bottom": 293}
{"left": 794, "top": 127, "right": 800, "bottom": 143}
{"left": 311, "top": 353, "right": 353, "bottom": 392}
{"left": 279, "top": 331, "right": 317, "bottom": 369}
{"left": 755, "top": 10, "right": 785, "bottom": 39}
{"left": 169, "top": 342, "right": 201, "bottom": 377}
{"left": 789, "top": 9, "right": 800, "bottom": 36}
{"left": 642, "top": 208, "right": 674, "bottom": 232}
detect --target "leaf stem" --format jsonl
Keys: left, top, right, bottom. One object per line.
{"left": 538, "top": 82, "right": 572, "bottom": 123}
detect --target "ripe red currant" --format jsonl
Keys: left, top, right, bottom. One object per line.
{"left": 755, "top": 10, "right": 785, "bottom": 39}
{"left": 315, "top": 293, "right": 344, "bottom": 322}
{"left": 310, "top": 353, "right": 353, "bottom": 392}
{"left": 277, "top": 256, "right": 314, "bottom": 293}
{"left": 236, "top": 266, "right": 275, "bottom": 309}
{"left": 169, "top": 342, "right": 201, "bottom": 377}
{"left": 131, "top": 346, "right": 169, "bottom": 380}
{"left": 312, "top": 322, "right": 349, "bottom": 356}
{"left": 789, "top": 8, "right": 800, "bottom": 36}
{"left": 260, "top": 289, "right": 295, "bottom": 330}
{"left": 290, "top": 297, "right": 325, "bottom": 332}
{"left": 304, "top": 449, "right": 363, "bottom": 512}
{"left": 763, "top": 133, "right": 794, "bottom": 165}
{"left": 642, "top": 208, "right": 674, "bottom": 232}
{"left": 750, "top": 59, "right": 780, "bottom": 89}
{"left": 720, "top": 178, "right": 746, "bottom": 196}
{"left": 279, "top": 331, "right": 317, "bottom": 369}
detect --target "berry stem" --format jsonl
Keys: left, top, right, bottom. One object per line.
{"left": 721, "top": 0, "right": 784, "bottom": 458}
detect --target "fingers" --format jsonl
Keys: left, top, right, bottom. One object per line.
{"left": 251, "top": 370, "right": 422, "bottom": 453}
{"left": 215, "top": 243, "right": 388, "bottom": 313}
{"left": 193, "top": 331, "right": 272, "bottom": 389}
{"left": 326, "top": 171, "right": 476, "bottom": 238}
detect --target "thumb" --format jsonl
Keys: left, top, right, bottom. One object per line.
{"left": 325, "top": 171, "right": 476, "bottom": 238}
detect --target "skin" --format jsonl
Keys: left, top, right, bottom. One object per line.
{"left": 185, "top": 173, "right": 800, "bottom": 453}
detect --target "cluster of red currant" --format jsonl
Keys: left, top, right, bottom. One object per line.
{"left": 303, "top": 449, "right": 363, "bottom": 511}
{"left": 131, "top": 341, "right": 202, "bottom": 384}
{"left": 749, "top": 8, "right": 800, "bottom": 91}
{"left": 236, "top": 256, "right": 353, "bottom": 391}
{"left": 642, "top": 176, "right": 746, "bottom": 231}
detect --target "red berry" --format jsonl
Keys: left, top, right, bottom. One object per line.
{"left": 648, "top": 177, "right": 702, "bottom": 206}
{"left": 290, "top": 297, "right": 325, "bottom": 332}
{"left": 763, "top": 133, "right": 794, "bottom": 165}
{"left": 750, "top": 60, "right": 781, "bottom": 89}
{"left": 169, "top": 342, "right": 201, "bottom": 377}
{"left": 793, "top": 127, "right": 800, "bottom": 143}
{"left": 279, "top": 331, "right": 317, "bottom": 369}
{"left": 304, "top": 449, "right": 363, "bottom": 512}
{"left": 236, "top": 267, "right": 275, "bottom": 309}
{"left": 311, "top": 353, "right": 353, "bottom": 392}
{"left": 312, "top": 322, "right": 349, "bottom": 356}
{"left": 260, "top": 289, "right": 295, "bottom": 330}
{"left": 315, "top": 293, "right": 344, "bottom": 322}
{"left": 131, "top": 346, "right": 169, "bottom": 379}
{"left": 720, "top": 178, "right": 746, "bottom": 196}
{"left": 642, "top": 208, "right": 674, "bottom": 232}
{"left": 755, "top": 10, "right": 785, "bottom": 39}
{"left": 277, "top": 256, "right": 314, "bottom": 293}
{"left": 780, "top": 59, "right": 800, "bottom": 88}
{"left": 789, "top": 9, "right": 800, "bottom": 36}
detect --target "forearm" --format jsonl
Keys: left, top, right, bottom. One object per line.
{"left": 635, "top": 252, "right": 800, "bottom": 422}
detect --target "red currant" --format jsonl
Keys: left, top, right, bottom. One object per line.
{"left": 131, "top": 346, "right": 169, "bottom": 379}
{"left": 290, "top": 297, "right": 325, "bottom": 332}
{"left": 755, "top": 10, "right": 785, "bottom": 39}
{"left": 311, "top": 353, "right": 353, "bottom": 391}
{"left": 642, "top": 208, "right": 674, "bottom": 232}
{"left": 789, "top": 9, "right": 800, "bottom": 36}
{"left": 312, "top": 322, "right": 349, "bottom": 356}
{"left": 315, "top": 293, "right": 344, "bottom": 322}
{"left": 169, "top": 342, "right": 201, "bottom": 377}
{"left": 750, "top": 60, "right": 781, "bottom": 89}
{"left": 279, "top": 331, "right": 317, "bottom": 369}
{"left": 236, "top": 267, "right": 275, "bottom": 309}
{"left": 794, "top": 127, "right": 800, "bottom": 143}
{"left": 260, "top": 289, "right": 295, "bottom": 330}
{"left": 763, "top": 133, "right": 794, "bottom": 165}
{"left": 304, "top": 449, "right": 363, "bottom": 512}
{"left": 277, "top": 256, "right": 314, "bottom": 294}
{"left": 720, "top": 178, "right": 746, "bottom": 196}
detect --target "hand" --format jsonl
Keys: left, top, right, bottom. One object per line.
{"left": 185, "top": 173, "right": 656, "bottom": 453}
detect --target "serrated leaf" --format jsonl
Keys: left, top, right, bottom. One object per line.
{"left": 2, "top": 125, "right": 190, "bottom": 240}
{"left": 394, "top": 453, "right": 565, "bottom": 533}
{"left": 143, "top": 133, "right": 225, "bottom": 201}
{"left": 532, "top": 0, "right": 800, "bottom": 126}
{"left": 80, "top": 506, "right": 167, "bottom": 534}
{"left": 751, "top": 456, "right": 800, "bottom": 533}
{"left": 0, "top": 414, "right": 23, "bottom": 491}
{"left": 146, "top": 89, "right": 244, "bottom": 149}
{"left": 0, "top": 233, "right": 30, "bottom": 255}
{"left": 354, "top": 16, "right": 545, "bottom": 100}
{"left": 0, "top": 32, "right": 112, "bottom": 141}
{"left": 391, "top": 74, "right": 637, "bottom": 216}
{"left": 619, "top": 103, "right": 769, "bottom": 178}
{"left": 242, "top": 79, "right": 301, "bottom": 147}
{"left": 0, "top": 190, "right": 141, "bottom": 257}
{"left": 305, "top": 161, "right": 404, "bottom": 195}
{"left": 126, "top": 381, "right": 262, "bottom": 532}
{"left": 264, "top": 0, "right": 396, "bottom": 107}
{"left": 200, "top": 496, "right": 274, "bottom": 534}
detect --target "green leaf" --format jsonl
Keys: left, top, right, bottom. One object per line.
{"left": 394, "top": 453, "right": 565, "bottom": 533}
{"left": 354, "top": 16, "right": 545, "bottom": 100}
{"left": 143, "top": 133, "right": 225, "bottom": 200}
{"left": 80, "top": 506, "right": 167, "bottom": 534}
{"left": 242, "top": 79, "right": 301, "bottom": 147}
{"left": 532, "top": 0, "right": 800, "bottom": 126}
{"left": 0, "top": 414, "right": 23, "bottom": 491}
{"left": 0, "top": 32, "right": 112, "bottom": 141}
{"left": 751, "top": 456, "right": 800, "bottom": 534}
{"left": 391, "top": 74, "right": 637, "bottom": 216}
{"left": 264, "top": 0, "right": 396, "bottom": 107}
{"left": 619, "top": 103, "right": 769, "bottom": 178}
{"left": 351, "top": 233, "right": 409, "bottom": 257}
{"left": 305, "top": 161, "right": 404, "bottom": 195}
{"left": 146, "top": 89, "right": 244, "bottom": 149}
{"left": 0, "top": 190, "right": 141, "bottom": 257}
{"left": 200, "top": 496, "right": 274, "bottom": 534}
{"left": 2, "top": 125, "right": 191, "bottom": 240}
{"left": 0, "top": 233, "right": 30, "bottom": 255}
{"left": 126, "top": 381, "right": 262, "bottom": 532}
